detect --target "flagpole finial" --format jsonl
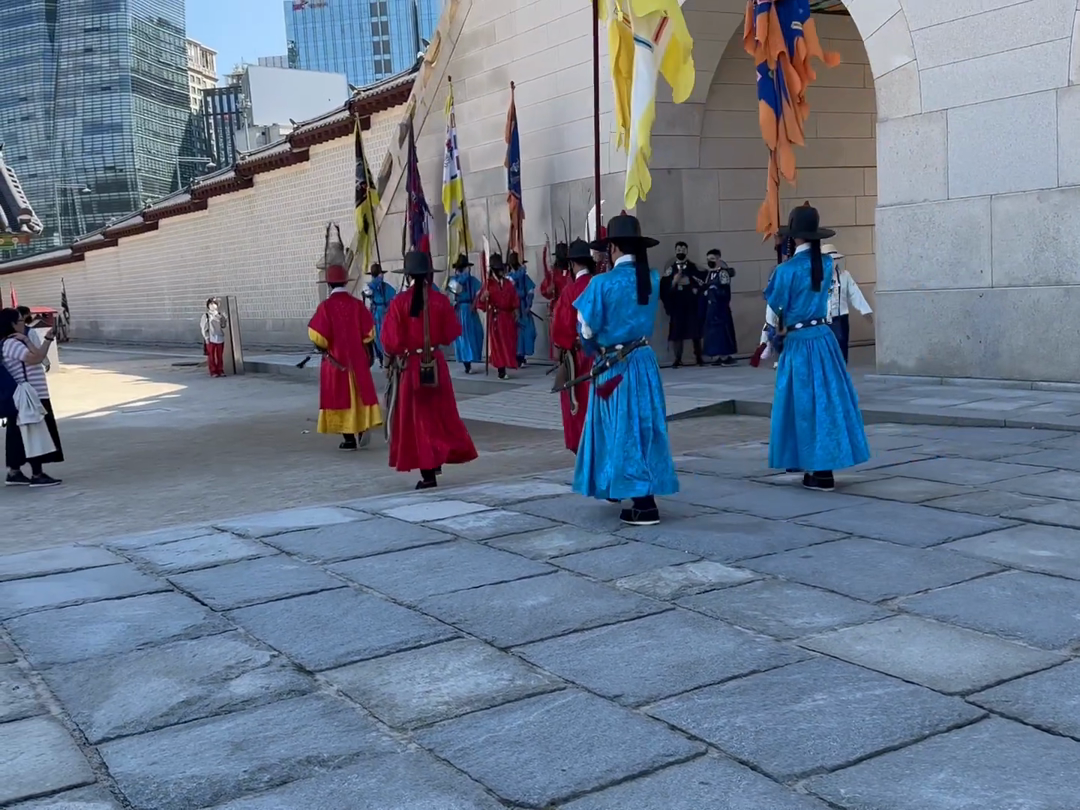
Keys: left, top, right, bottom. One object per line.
{"left": 510, "top": 81, "right": 515, "bottom": 91}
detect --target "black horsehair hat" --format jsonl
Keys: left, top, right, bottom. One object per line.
{"left": 567, "top": 238, "right": 594, "bottom": 262}
{"left": 452, "top": 254, "right": 473, "bottom": 270}
{"left": 488, "top": 252, "right": 507, "bottom": 271}
{"left": 395, "top": 251, "right": 432, "bottom": 276}
{"left": 589, "top": 213, "right": 659, "bottom": 251}
{"left": 778, "top": 202, "right": 834, "bottom": 241}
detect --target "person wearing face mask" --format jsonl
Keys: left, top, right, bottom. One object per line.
{"left": 508, "top": 251, "right": 537, "bottom": 366}
{"left": 476, "top": 253, "right": 520, "bottom": 380}
{"left": 199, "top": 298, "right": 228, "bottom": 378}
{"left": 701, "top": 249, "right": 738, "bottom": 366}
{"left": 659, "top": 241, "right": 705, "bottom": 367}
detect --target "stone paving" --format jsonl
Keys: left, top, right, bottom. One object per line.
{"left": 3, "top": 423, "right": 1080, "bottom": 808}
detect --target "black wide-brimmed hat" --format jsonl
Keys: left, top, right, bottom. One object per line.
{"left": 567, "top": 238, "right": 593, "bottom": 262}
{"left": 779, "top": 204, "right": 834, "bottom": 241}
{"left": 394, "top": 251, "right": 432, "bottom": 276}
{"left": 488, "top": 252, "right": 507, "bottom": 271}
{"left": 452, "top": 254, "right": 473, "bottom": 270}
{"left": 589, "top": 213, "right": 659, "bottom": 251}
{"left": 554, "top": 242, "right": 569, "bottom": 261}
{"left": 368, "top": 262, "right": 384, "bottom": 276}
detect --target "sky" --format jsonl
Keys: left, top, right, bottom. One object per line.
{"left": 186, "top": 0, "right": 287, "bottom": 82}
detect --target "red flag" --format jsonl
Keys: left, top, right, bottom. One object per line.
{"left": 9, "top": 285, "right": 17, "bottom": 308}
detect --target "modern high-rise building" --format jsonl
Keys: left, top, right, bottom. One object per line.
{"left": 257, "top": 55, "right": 289, "bottom": 69}
{"left": 0, "top": 0, "right": 190, "bottom": 249}
{"left": 186, "top": 39, "right": 219, "bottom": 112}
{"left": 285, "top": 0, "right": 440, "bottom": 88}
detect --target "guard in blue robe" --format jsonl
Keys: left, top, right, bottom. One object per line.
{"left": 572, "top": 214, "right": 679, "bottom": 526}
{"left": 448, "top": 254, "right": 485, "bottom": 373}
{"left": 362, "top": 263, "right": 396, "bottom": 366}
{"left": 766, "top": 205, "right": 869, "bottom": 490}
{"left": 509, "top": 252, "right": 537, "bottom": 364}
{"left": 701, "top": 248, "right": 738, "bottom": 365}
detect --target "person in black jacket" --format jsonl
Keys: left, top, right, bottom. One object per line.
{"left": 659, "top": 241, "right": 705, "bottom": 367}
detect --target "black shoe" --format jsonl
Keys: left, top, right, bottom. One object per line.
{"left": 5, "top": 471, "right": 30, "bottom": 486}
{"left": 606, "top": 498, "right": 620, "bottom": 504}
{"left": 415, "top": 478, "right": 438, "bottom": 490}
{"left": 29, "top": 474, "right": 62, "bottom": 488}
{"left": 721, "top": 356, "right": 737, "bottom": 366}
{"left": 463, "top": 362, "right": 472, "bottom": 374}
{"left": 620, "top": 507, "right": 660, "bottom": 526}
{"left": 497, "top": 368, "right": 507, "bottom": 380}
{"left": 696, "top": 358, "right": 705, "bottom": 367}
{"left": 672, "top": 361, "right": 683, "bottom": 369}
{"left": 517, "top": 355, "right": 526, "bottom": 366}
{"left": 785, "top": 468, "right": 802, "bottom": 474}
{"left": 802, "top": 472, "right": 835, "bottom": 492}
{"left": 434, "top": 466, "right": 443, "bottom": 475}
{"left": 339, "top": 441, "right": 358, "bottom": 451}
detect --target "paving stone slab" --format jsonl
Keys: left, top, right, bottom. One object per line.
{"left": 923, "top": 489, "right": 1053, "bottom": 517}
{"left": 712, "top": 483, "right": 872, "bottom": 520}
{"left": 615, "top": 560, "right": 759, "bottom": 600}
{"left": 842, "top": 476, "right": 975, "bottom": 504}
{"left": 435, "top": 480, "right": 573, "bottom": 506}
{"left": 484, "top": 525, "right": 625, "bottom": 559}
{"left": 170, "top": 556, "right": 345, "bottom": 611}
{"left": 802, "top": 615, "right": 1065, "bottom": 695}
{"left": 681, "top": 580, "right": 890, "bottom": 640}
{"left": 1004, "top": 499, "right": 1080, "bottom": 529}
{"left": 0, "top": 638, "right": 15, "bottom": 664}
{"left": 259, "top": 517, "right": 452, "bottom": 561}
{"left": 41, "top": 632, "right": 314, "bottom": 743}
{"left": 744, "top": 539, "right": 999, "bottom": 603}
{"left": 380, "top": 499, "right": 491, "bottom": 523}
{"left": 100, "top": 694, "right": 400, "bottom": 810}
{"left": 663, "top": 473, "right": 763, "bottom": 508}
{"left": 8, "top": 786, "right": 124, "bottom": 810}
{"left": 516, "top": 610, "right": 806, "bottom": 706}
{"left": 988, "top": 448, "right": 1080, "bottom": 472}
{"left": 913, "top": 426, "right": 1068, "bottom": 444}
{"left": 995, "top": 470, "right": 1080, "bottom": 501}
{"left": 901, "top": 571, "right": 1080, "bottom": 650}
{"left": 331, "top": 541, "right": 552, "bottom": 604}
{"left": 551, "top": 541, "right": 699, "bottom": 581}
{"left": 423, "top": 509, "right": 557, "bottom": 541}
{"left": 648, "top": 657, "right": 984, "bottom": 781}
{"left": 971, "top": 660, "right": 1080, "bottom": 740}
{"left": 214, "top": 506, "right": 364, "bottom": 538}
{"left": 102, "top": 526, "right": 223, "bottom": 550}
{"left": 415, "top": 689, "right": 704, "bottom": 808}
{"left": 204, "top": 752, "right": 505, "bottom": 810}
{"left": 884, "top": 457, "right": 1047, "bottom": 487}
{"left": 850, "top": 449, "right": 936, "bottom": 471}
{"left": 807, "top": 718, "right": 1080, "bottom": 810}
{"left": 0, "top": 663, "right": 44, "bottom": 722}
{"left": 0, "top": 716, "right": 95, "bottom": 805}
{"left": 563, "top": 754, "right": 831, "bottom": 810}
{"left": 6, "top": 593, "right": 232, "bottom": 667}
{"left": 675, "top": 455, "right": 776, "bottom": 478}
{"left": 228, "top": 588, "right": 455, "bottom": 671}
{"left": 323, "top": 638, "right": 562, "bottom": 729}
{"left": 517, "top": 494, "right": 711, "bottom": 533}
{"left": 339, "top": 491, "right": 433, "bottom": 514}
{"left": 944, "top": 523, "right": 1080, "bottom": 580}
{"left": 621, "top": 513, "right": 843, "bottom": 562}
{"left": 417, "top": 572, "right": 664, "bottom": 648}
{"left": 797, "top": 501, "right": 1011, "bottom": 548}
{"left": 124, "top": 534, "right": 275, "bottom": 575}
{"left": 0, "top": 546, "right": 122, "bottom": 582}
{"left": 0, "top": 564, "right": 167, "bottom": 619}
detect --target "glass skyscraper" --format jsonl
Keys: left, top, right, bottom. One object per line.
{"left": 0, "top": 0, "right": 190, "bottom": 250}
{"left": 285, "top": 0, "right": 441, "bottom": 88}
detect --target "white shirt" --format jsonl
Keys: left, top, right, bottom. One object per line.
{"left": 829, "top": 265, "right": 872, "bottom": 317}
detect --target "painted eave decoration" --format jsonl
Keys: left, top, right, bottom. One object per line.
{"left": 0, "top": 149, "right": 44, "bottom": 242}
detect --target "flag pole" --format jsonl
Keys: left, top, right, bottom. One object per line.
{"left": 592, "top": 0, "right": 602, "bottom": 239}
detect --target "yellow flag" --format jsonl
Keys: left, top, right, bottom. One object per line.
{"left": 354, "top": 119, "right": 381, "bottom": 272}
{"left": 442, "top": 83, "right": 471, "bottom": 261}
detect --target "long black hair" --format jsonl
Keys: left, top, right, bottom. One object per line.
{"left": 0, "top": 307, "right": 20, "bottom": 338}
{"left": 611, "top": 239, "right": 651, "bottom": 305}
{"left": 409, "top": 273, "right": 429, "bottom": 318}
{"left": 809, "top": 240, "right": 824, "bottom": 292}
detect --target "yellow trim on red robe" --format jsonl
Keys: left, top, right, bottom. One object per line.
{"left": 308, "top": 326, "right": 383, "bottom": 434}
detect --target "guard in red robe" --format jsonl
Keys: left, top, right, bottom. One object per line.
{"left": 308, "top": 259, "right": 381, "bottom": 450}
{"left": 476, "top": 252, "right": 520, "bottom": 379}
{"left": 541, "top": 241, "right": 573, "bottom": 357}
{"left": 552, "top": 238, "right": 597, "bottom": 454}
{"left": 381, "top": 251, "right": 477, "bottom": 489}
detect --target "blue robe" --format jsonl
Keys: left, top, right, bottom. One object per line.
{"left": 702, "top": 265, "right": 738, "bottom": 357}
{"left": 365, "top": 278, "right": 396, "bottom": 361}
{"left": 451, "top": 271, "right": 485, "bottom": 364}
{"left": 572, "top": 256, "right": 679, "bottom": 501}
{"left": 765, "top": 249, "right": 869, "bottom": 472}
{"left": 511, "top": 268, "right": 537, "bottom": 358}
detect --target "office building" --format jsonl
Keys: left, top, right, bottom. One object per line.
{"left": 285, "top": 0, "right": 440, "bottom": 87}
{"left": 202, "top": 85, "right": 243, "bottom": 167}
{"left": 187, "top": 39, "right": 219, "bottom": 113}
{"left": 257, "top": 55, "right": 290, "bottom": 69}
{"left": 0, "top": 0, "right": 190, "bottom": 249}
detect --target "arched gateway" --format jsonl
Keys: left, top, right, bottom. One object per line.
{"left": 383, "top": 0, "right": 1080, "bottom": 383}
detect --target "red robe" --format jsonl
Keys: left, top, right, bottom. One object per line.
{"left": 308, "top": 292, "right": 381, "bottom": 433}
{"left": 381, "top": 286, "right": 478, "bottom": 472}
{"left": 552, "top": 272, "right": 593, "bottom": 453}
{"left": 477, "top": 276, "right": 520, "bottom": 369}
{"left": 540, "top": 267, "right": 573, "bottom": 306}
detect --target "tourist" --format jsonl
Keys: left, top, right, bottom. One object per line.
{"left": 16, "top": 306, "right": 50, "bottom": 372}
{"left": 199, "top": 297, "right": 227, "bottom": 378}
{"left": 551, "top": 238, "right": 597, "bottom": 454}
{"left": 362, "top": 262, "right": 396, "bottom": 367}
{"left": 765, "top": 205, "right": 869, "bottom": 490}
{"left": 476, "top": 252, "right": 520, "bottom": 380}
{"left": 822, "top": 243, "right": 873, "bottom": 364}
{"left": 448, "top": 254, "right": 485, "bottom": 374}
{"left": 701, "top": 249, "right": 738, "bottom": 367}
{"left": 2, "top": 308, "right": 62, "bottom": 487}
{"left": 307, "top": 256, "right": 382, "bottom": 451}
{"left": 573, "top": 214, "right": 679, "bottom": 525}
{"left": 660, "top": 240, "right": 705, "bottom": 367}
{"left": 508, "top": 251, "right": 537, "bottom": 366}
{"left": 381, "top": 251, "right": 477, "bottom": 489}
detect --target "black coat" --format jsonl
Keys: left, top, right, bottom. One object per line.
{"left": 660, "top": 260, "right": 706, "bottom": 341}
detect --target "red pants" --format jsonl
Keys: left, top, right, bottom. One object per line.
{"left": 207, "top": 342, "right": 225, "bottom": 376}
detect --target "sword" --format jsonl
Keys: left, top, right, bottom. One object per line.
{"left": 296, "top": 349, "right": 346, "bottom": 371}
{"left": 554, "top": 338, "right": 647, "bottom": 392}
